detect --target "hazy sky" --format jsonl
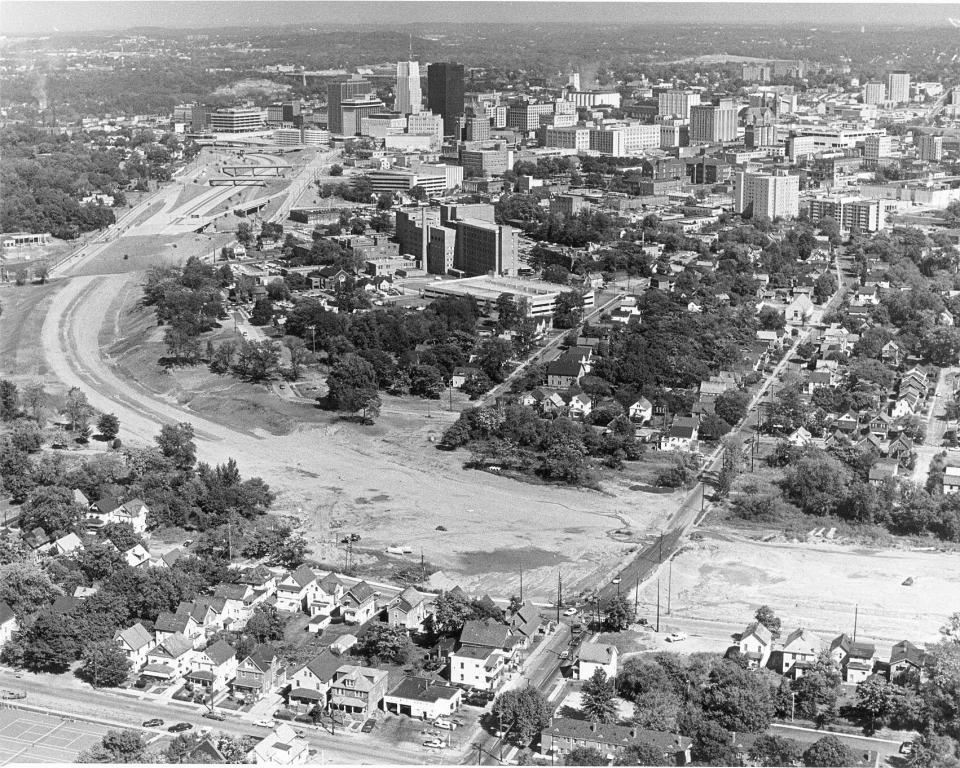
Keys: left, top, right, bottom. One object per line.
{"left": 1, "top": 1, "right": 956, "bottom": 36}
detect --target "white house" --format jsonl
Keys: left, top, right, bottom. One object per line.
{"left": 629, "top": 397, "right": 653, "bottom": 424}
{"left": 341, "top": 581, "right": 378, "bottom": 625}
{"left": 51, "top": 532, "right": 84, "bottom": 556}
{"left": 275, "top": 565, "right": 319, "bottom": 614}
{"left": 575, "top": 643, "right": 618, "bottom": 681}
{"left": 449, "top": 619, "right": 516, "bottom": 691}
{"left": 249, "top": 724, "right": 309, "bottom": 765}
{"left": 114, "top": 622, "right": 156, "bottom": 670}
{"left": 143, "top": 633, "right": 196, "bottom": 682}
{"left": 311, "top": 573, "right": 346, "bottom": 616}
{"left": 186, "top": 639, "right": 238, "bottom": 692}
{"left": 288, "top": 650, "right": 342, "bottom": 711}
{"left": 90, "top": 497, "right": 149, "bottom": 534}
{"left": 781, "top": 628, "right": 823, "bottom": 677}
{"left": 737, "top": 622, "right": 773, "bottom": 669}
{"left": 0, "top": 602, "right": 19, "bottom": 648}
{"left": 388, "top": 587, "right": 434, "bottom": 632}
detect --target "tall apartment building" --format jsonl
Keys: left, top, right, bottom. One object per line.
{"left": 395, "top": 61, "right": 422, "bottom": 115}
{"left": 690, "top": 101, "right": 737, "bottom": 144}
{"left": 209, "top": 107, "right": 263, "bottom": 133}
{"left": 328, "top": 77, "right": 373, "bottom": 134}
{"left": 887, "top": 71, "right": 910, "bottom": 104}
{"left": 745, "top": 121, "right": 778, "bottom": 148}
{"left": 807, "top": 197, "right": 882, "bottom": 232}
{"left": 589, "top": 128, "right": 625, "bottom": 156}
{"left": 862, "top": 82, "right": 887, "bottom": 105}
{"left": 734, "top": 169, "right": 800, "bottom": 219}
{"left": 864, "top": 134, "right": 895, "bottom": 163}
{"left": 407, "top": 111, "right": 444, "bottom": 147}
{"left": 454, "top": 217, "right": 519, "bottom": 277}
{"left": 506, "top": 103, "right": 555, "bottom": 132}
{"left": 918, "top": 134, "right": 944, "bottom": 162}
{"left": 544, "top": 126, "right": 591, "bottom": 151}
{"left": 658, "top": 89, "right": 700, "bottom": 119}
{"left": 427, "top": 62, "right": 465, "bottom": 137}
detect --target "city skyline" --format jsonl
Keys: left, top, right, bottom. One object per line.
{"left": 2, "top": 1, "right": 958, "bottom": 36}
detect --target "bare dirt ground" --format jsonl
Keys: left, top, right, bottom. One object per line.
{"left": 635, "top": 528, "right": 958, "bottom": 648}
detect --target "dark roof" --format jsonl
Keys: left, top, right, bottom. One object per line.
{"left": 890, "top": 640, "right": 925, "bottom": 667}
{"left": 387, "top": 676, "right": 461, "bottom": 704}
{"left": 92, "top": 495, "right": 122, "bottom": 514}
{"left": 459, "top": 618, "right": 511, "bottom": 650}
{"left": 346, "top": 580, "right": 376, "bottom": 603}
{"left": 204, "top": 639, "right": 236, "bottom": 666}
{"left": 186, "top": 738, "right": 226, "bottom": 764}
{"left": 546, "top": 357, "right": 583, "bottom": 378}
{"left": 299, "top": 650, "right": 342, "bottom": 685}
{"left": 509, "top": 603, "right": 541, "bottom": 637}
{"left": 542, "top": 718, "right": 691, "bottom": 753}
{"left": 0, "top": 602, "right": 15, "bottom": 625}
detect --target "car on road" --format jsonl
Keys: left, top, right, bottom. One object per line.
{"left": 295, "top": 730, "right": 306, "bottom": 738}
{"left": 900, "top": 742, "right": 913, "bottom": 756}
{"left": 141, "top": 719, "right": 164, "bottom": 728}
{"left": 202, "top": 711, "right": 226, "bottom": 721}
{"left": 558, "top": 650, "right": 570, "bottom": 660}
{"left": 361, "top": 719, "right": 376, "bottom": 733}
{"left": 563, "top": 607, "right": 578, "bottom": 616}
{"left": 253, "top": 719, "right": 276, "bottom": 728}
{"left": 168, "top": 723, "right": 193, "bottom": 733}
{"left": 665, "top": 632, "right": 687, "bottom": 643}
{"left": 423, "top": 738, "right": 445, "bottom": 749}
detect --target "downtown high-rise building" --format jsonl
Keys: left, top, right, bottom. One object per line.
{"left": 918, "top": 133, "right": 944, "bottom": 162}
{"left": 734, "top": 169, "right": 800, "bottom": 220}
{"left": 427, "top": 62, "right": 465, "bottom": 137}
{"left": 658, "top": 89, "right": 701, "bottom": 120}
{"left": 887, "top": 71, "right": 910, "bottom": 104}
{"left": 327, "top": 76, "right": 373, "bottom": 134}
{"left": 690, "top": 100, "right": 737, "bottom": 144}
{"left": 395, "top": 61, "right": 422, "bottom": 115}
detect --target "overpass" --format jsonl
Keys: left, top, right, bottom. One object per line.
{"left": 208, "top": 179, "right": 267, "bottom": 187}
{"left": 221, "top": 165, "right": 292, "bottom": 177}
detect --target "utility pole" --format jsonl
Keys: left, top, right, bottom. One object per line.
{"left": 656, "top": 577, "right": 661, "bottom": 633}
{"left": 853, "top": 604, "right": 859, "bottom": 642}
{"left": 556, "top": 570, "right": 561, "bottom": 624}
{"left": 519, "top": 564, "right": 523, "bottom": 604}
{"left": 420, "top": 549, "right": 425, "bottom": 583}
{"left": 667, "top": 557, "right": 673, "bottom": 615}
{"left": 633, "top": 568, "right": 640, "bottom": 616}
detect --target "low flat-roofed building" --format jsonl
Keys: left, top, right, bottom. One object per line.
{"left": 424, "top": 276, "right": 594, "bottom": 319}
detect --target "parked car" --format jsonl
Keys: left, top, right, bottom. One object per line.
{"left": 900, "top": 742, "right": 913, "bottom": 756}
{"left": 141, "top": 719, "right": 164, "bottom": 728}
{"left": 433, "top": 718, "right": 457, "bottom": 730}
{"left": 253, "top": 719, "right": 276, "bottom": 728}
{"left": 361, "top": 719, "right": 376, "bottom": 733}
{"left": 168, "top": 723, "right": 193, "bottom": 733}
{"left": 134, "top": 677, "right": 149, "bottom": 689}
{"left": 563, "top": 607, "right": 577, "bottom": 616}
{"left": 423, "top": 738, "right": 445, "bottom": 749}
{"left": 0, "top": 690, "right": 26, "bottom": 700}
{"left": 558, "top": 650, "right": 570, "bottom": 660}
{"left": 665, "top": 632, "right": 687, "bottom": 643}
{"left": 202, "top": 711, "right": 226, "bottom": 721}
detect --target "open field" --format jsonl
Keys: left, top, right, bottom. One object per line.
{"left": 0, "top": 709, "right": 112, "bottom": 764}
{"left": 637, "top": 528, "right": 959, "bottom": 647}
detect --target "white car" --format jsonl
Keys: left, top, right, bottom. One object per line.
{"left": 665, "top": 632, "right": 687, "bottom": 643}
{"left": 433, "top": 718, "right": 457, "bottom": 730}
{"left": 563, "top": 607, "right": 578, "bottom": 616}
{"left": 423, "top": 738, "right": 445, "bottom": 749}
{"left": 253, "top": 719, "right": 276, "bottom": 728}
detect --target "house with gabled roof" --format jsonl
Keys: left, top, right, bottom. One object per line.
{"left": 329, "top": 665, "right": 390, "bottom": 718}
{"left": 341, "top": 581, "right": 378, "bottom": 625}
{"left": 788, "top": 426, "right": 813, "bottom": 447}
{"left": 540, "top": 719, "right": 692, "bottom": 765}
{"left": 628, "top": 397, "right": 653, "bottom": 424}
{"left": 829, "top": 634, "right": 877, "bottom": 684}
{"left": 546, "top": 354, "right": 586, "bottom": 389}
{"left": 237, "top": 564, "right": 279, "bottom": 600}
{"left": 121, "top": 543, "right": 152, "bottom": 568}
{"left": 311, "top": 573, "right": 347, "bottom": 617}
{"left": 388, "top": 587, "right": 434, "bottom": 632}
{"left": 0, "top": 602, "right": 19, "bottom": 649}
{"left": 449, "top": 618, "right": 516, "bottom": 691}
{"left": 231, "top": 645, "right": 285, "bottom": 701}
{"left": 51, "top": 532, "right": 84, "bottom": 556}
{"left": 566, "top": 392, "right": 593, "bottom": 420}
{"left": 154, "top": 610, "right": 203, "bottom": 647}
{"left": 114, "top": 622, "right": 156, "bottom": 670}
{"left": 89, "top": 497, "right": 149, "bottom": 534}
{"left": 737, "top": 622, "right": 773, "bottom": 669}
{"left": 661, "top": 416, "right": 699, "bottom": 452}
{"left": 275, "top": 565, "right": 319, "bottom": 614}
{"left": 149, "top": 548, "right": 184, "bottom": 569}
{"left": 888, "top": 640, "right": 925, "bottom": 685}
{"left": 384, "top": 676, "right": 463, "bottom": 720}
{"left": 143, "top": 633, "right": 195, "bottom": 681}
{"left": 507, "top": 602, "right": 542, "bottom": 646}
{"left": 288, "top": 649, "right": 342, "bottom": 711}
{"left": 248, "top": 723, "right": 309, "bottom": 766}
{"left": 781, "top": 628, "right": 823, "bottom": 678}
{"left": 869, "top": 459, "right": 900, "bottom": 486}
{"left": 186, "top": 639, "right": 237, "bottom": 692}
{"left": 213, "top": 583, "right": 256, "bottom": 627}
{"left": 833, "top": 411, "right": 860, "bottom": 434}
{"left": 575, "top": 643, "right": 618, "bottom": 680}
{"left": 186, "top": 738, "right": 227, "bottom": 765}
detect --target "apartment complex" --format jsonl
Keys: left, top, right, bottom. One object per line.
{"left": 734, "top": 169, "right": 800, "bottom": 219}
{"left": 807, "top": 197, "right": 883, "bottom": 232}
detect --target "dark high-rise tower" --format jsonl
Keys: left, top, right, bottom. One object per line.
{"left": 427, "top": 62, "right": 465, "bottom": 137}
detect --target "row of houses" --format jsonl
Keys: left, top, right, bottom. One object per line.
{"left": 736, "top": 621, "right": 927, "bottom": 685}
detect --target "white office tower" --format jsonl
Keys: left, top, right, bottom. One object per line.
{"left": 735, "top": 170, "right": 800, "bottom": 220}
{"left": 396, "top": 61, "right": 422, "bottom": 115}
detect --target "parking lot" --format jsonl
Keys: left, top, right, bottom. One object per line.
{"left": 0, "top": 708, "right": 113, "bottom": 764}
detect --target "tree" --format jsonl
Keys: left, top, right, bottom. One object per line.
{"left": 492, "top": 686, "right": 552, "bottom": 744}
{"left": 236, "top": 221, "right": 253, "bottom": 246}
{"left": 234, "top": 340, "right": 280, "bottom": 382}
{"left": 748, "top": 734, "right": 804, "bottom": 767}
{"left": 64, "top": 387, "right": 92, "bottom": 432}
{"left": 78, "top": 729, "right": 148, "bottom": 763}
{"left": 605, "top": 594, "right": 635, "bottom": 631}
{"left": 566, "top": 747, "right": 606, "bottom": 765}
{"left": 356, "top": 624, "right": 413, "bottom": 665}
{"left": 633, "top": 688, "right": 680, "bottom": 731}
{"left": 325, "top": 353, "right": 378, "bottom": 415}
{"left": 700, "top": 661, "right": 775, "bottom": 733}
{"left": 0, "top": 561, "right": 60, "bottom": 617}
{"left": 615, "top": 742, "right": 669, "bottom": 766}
{"left": 783, "top": 453, "right": 850, "bottom": 516}
{"left": 10, "top": 419, "right": 42, "bottom": 453}
{"left": 97, "top": 413, "right": 120, "bottom": 441}
{"left": 244, "top": 604, "right": 286, "bottom": 644}
{"left": 692, "top": 720, "right": 739, "bottom": 766}
{"left": 543, "top": 264, "right": 571, "bottom": 285}
{"left": 791, "top": 652, "right": 842, "bottom": 722}
{"left": 155, "top": 423, "right": 196, "bottom": 469}
{"left": 78, "top": 640, "right": 132, "bottom": 687}
{"left": 582, "top": 668, "right": 618, "bottom": 723}
{"left": 409, "top": 364, "right": 446, "bottom": 399}
{"left": 554, "top": 291, "right": 585, "bottom": 329}
{"left": 431, "top": 590, "right": 476, "bottom": 636}
{"left": 18, "top": 610, "right": 79, "bottom": 672}
{"left": 755, "top": 605, "right": 782, "bottom": 639}
{"left": 284, "top": 337, "right": 310, "bottom": 381}
{"left": 250, "top": 297, "right": 274, "bottom": 326}
{"left": 802, "top": 736, "right": 851, "bottom": 767}
{"left": 329, "top": 163, "right": 343, "bottom": 176}
{"left": 20, "top": 381, "right": 47, "bottom": 422}
{"left": 715, "top": 390, "right": 750, "bottom": 426}
{"left": 21, "top": 486, "right": 84, "bottom": 537}
{"left": 0, "top": 380, "right": 19, "bottom": 420}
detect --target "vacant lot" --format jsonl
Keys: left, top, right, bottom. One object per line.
{"left": 639, "top": 529, "right": 959, "bottom": 645}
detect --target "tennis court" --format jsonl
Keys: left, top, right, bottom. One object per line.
{"left": 0, "top": 708, "right": 112, "bottom": 764}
